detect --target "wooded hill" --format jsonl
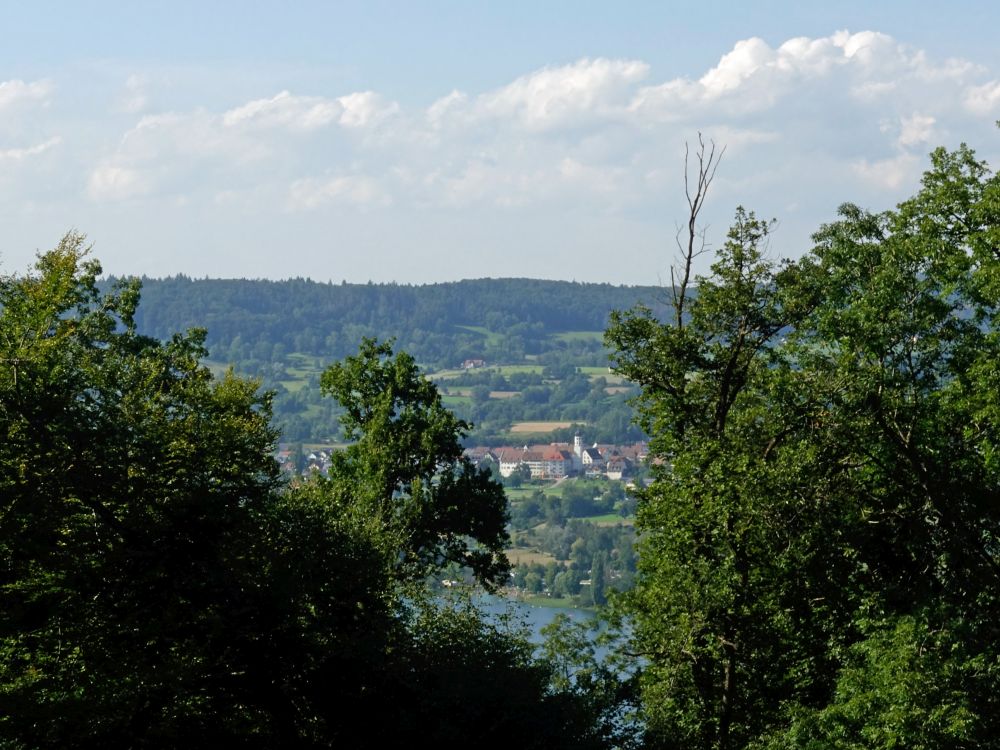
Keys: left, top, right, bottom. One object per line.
{"left": 102, "top": 276, "right": 670, "bottom": 443}
{"left": 113, "top": 276, "right": 670, "bottom": 368}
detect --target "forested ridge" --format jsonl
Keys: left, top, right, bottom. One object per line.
{"left": 115, "top": 275, "right": 669, "bottom": 367}
{"left": 103, "top": 276, "right": 665, "bottom": 445}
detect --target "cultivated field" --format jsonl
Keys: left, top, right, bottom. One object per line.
{"left": 510, "top": 421, "right": 578, "bottom": 433}
{"left": 504, "top": 549, "right": 559, "bottom": 567}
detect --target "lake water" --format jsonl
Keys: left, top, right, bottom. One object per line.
{"left": 479, "top": 595, "right": 599, "bottom": 643}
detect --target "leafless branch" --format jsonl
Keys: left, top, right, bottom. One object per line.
{"left": 671, "top": 133, "right": 725, "bottom": 329}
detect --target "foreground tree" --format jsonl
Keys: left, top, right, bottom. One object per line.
{"left": 762, "top": 143, "right": 1000, "bottom": 749}
{"left": 1, "top": 237, "right": 615, "bottom": 748}
{"left": 0, "top": 234, "right": 311, "bottom": 743}
{"left": 608, "top": 207, "right": 825, "bottom": 749}
{"left": 319, "top": 337, "right": 510, "bottom": 587}
{"left": 607, "top": 141, "right": 1000, "bottom": 748}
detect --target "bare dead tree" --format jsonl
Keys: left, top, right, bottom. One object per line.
{"left": 670, "top": 133, "right": 724, "bottom": 329}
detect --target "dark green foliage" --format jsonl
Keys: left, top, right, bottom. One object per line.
{"left": 539, "top": 613, "right": 641, "bottom": 748}
{"left": 319, "top": 338, "right": 510, "bottom": 587}
{"left": 607, "top": 144, "right": 1000, "bottom": 749}
{"left": 609, "top": 209, "right": 821, "bottom": 750}
{"left": 1, "top": 239, "right": 621, "bottom": 747}
{"left": 0, "top": 235, "right": 296, "bottom": 744}
{"left": 366, "top": 597, "right": 621, "bottom": 750}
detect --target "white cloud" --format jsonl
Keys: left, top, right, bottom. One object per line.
{"left": 221, "top": 89, "right": 399, "bottom": 132}
{"left": 630, "top": 30, "right": 973, "bottom": 121}
{"left": 87, "top": 164, "right": 149, "bottom": 201}
{"left": 774, "top": 35, "right": 844, "bottom": 76}
{"left": 432, "top": 159, "right": 505, "bottom": 207}
{"left": 897, "top": 113, "right": 936, "bottom": 148}
{"left": 81, "top": 30, "right": 997, "bottom": 214}
{"left": 223, "top": 90, "right": 343, "bottom": 131}
{"left": 557, "top": 157, "right": 629, "bottom": 197}
{"left": 47, "top": 28, "right": 1000, "bottom": 283}
{"left": 86, "top": 108, "right": 274, "bottom": 202}
{"left": 851, "top": 80, "right": 897, "bottom": 101}
{"left": 336, "top": 91, "right": 399, "bottom": 128}
{"left": 472, "top": 58, "right": 649, "bottom": 130}
{"left": 0, "top": 79, "right": 52, "bottom": 110}
{"left": 964, "top": 80, "right": 1000, "bottom": 114}
{"left": 701, "top": 126, "right": 779, "bottom": 150}
{"left": 835, "top": 30, "right": 899, "bottom": 67}
{"left": 0, "top": 136, "right": 61, "bottom": 161}
{"left": 853, "top": 153, "right": 921, "bottom": 190}
{"left": 627, "top": 79, "right": 703, "bottom": 122}
{"left": 427, "top": 90, "right": 467, "bottom": 127}
{"left": 699, "top": 37, "right": 776, "bottom": 96}
{"left": 118, "top": 74, "right": 149, "bottom": 114}
{"left": 287, "top": 174, "right": 391, "bottom": 209}
{"left": 88, "top": 86, "right": 399, "bottom": 204}
{"left": 128, "top": 110, "right": 270, "bottom": 162}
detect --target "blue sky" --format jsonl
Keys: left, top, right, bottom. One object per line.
{"left": 2, "top": 1, "right": 999, "bottom": 283}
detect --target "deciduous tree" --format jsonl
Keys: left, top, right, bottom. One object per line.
{"left": 1, "top": 236, "right": 620, "bottom": 748}
{"left": 319, "top": 338, "right": 510, "bottom": 587}
{"left": 607, "top": 139, "right": 1000, "bottom": 749}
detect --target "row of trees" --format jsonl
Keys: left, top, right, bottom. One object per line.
{"left": 608, "top": 139, "right": 1000, "bottom": 747}
{"left": 0, "top": 240, "right": 625, "bottom": 747}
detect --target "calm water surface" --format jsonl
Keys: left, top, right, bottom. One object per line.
{"left": 480, "top": 595, "right": 596, "bottom": 643}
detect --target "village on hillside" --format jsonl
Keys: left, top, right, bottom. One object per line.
{"left": 464, "top": 434, "right": 648, "bottom": 482}
{"left": 276, "top": 435, "right": 649, "bottom": 484}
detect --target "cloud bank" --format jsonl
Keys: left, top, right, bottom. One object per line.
{"left": 1, "top": 30, "right": 998, "bottom": 282}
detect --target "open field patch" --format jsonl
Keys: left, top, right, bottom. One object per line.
{"left": 571, "top": 513, "right": 635, "bottom": 526}
{"left": 296, "top": 442, "right": 349, "bottom": 453}
{"left": 286, "top": 353, "right": 325, "bottom": 374}
{"left": 428, "top": 363, "right": 545, "bottom": 380}
{"left": 428, "top": 368, "right": 465, "bottom": 379}
{"left": 540, "top": 478, "right": 608, "bottom": 498}
{"left": 552, "top": 330, "right": 604, "bottom": 343}
{"left": 455, "top": 324, "right": 490, "bottom": 335}
{"left": 495, "top": 364, "right": 545, "bottom": 375}
{"left": 505, "top": 484, "right": 559, "bottom": 500}
{"left": 510, "top": 421, "right": 577, "bottom": 433}
{"left": 578, "top": 367, "right": 627, "bottom": 385}
{"left": 505, "top": 549, "right": 559, "bottom": 567}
